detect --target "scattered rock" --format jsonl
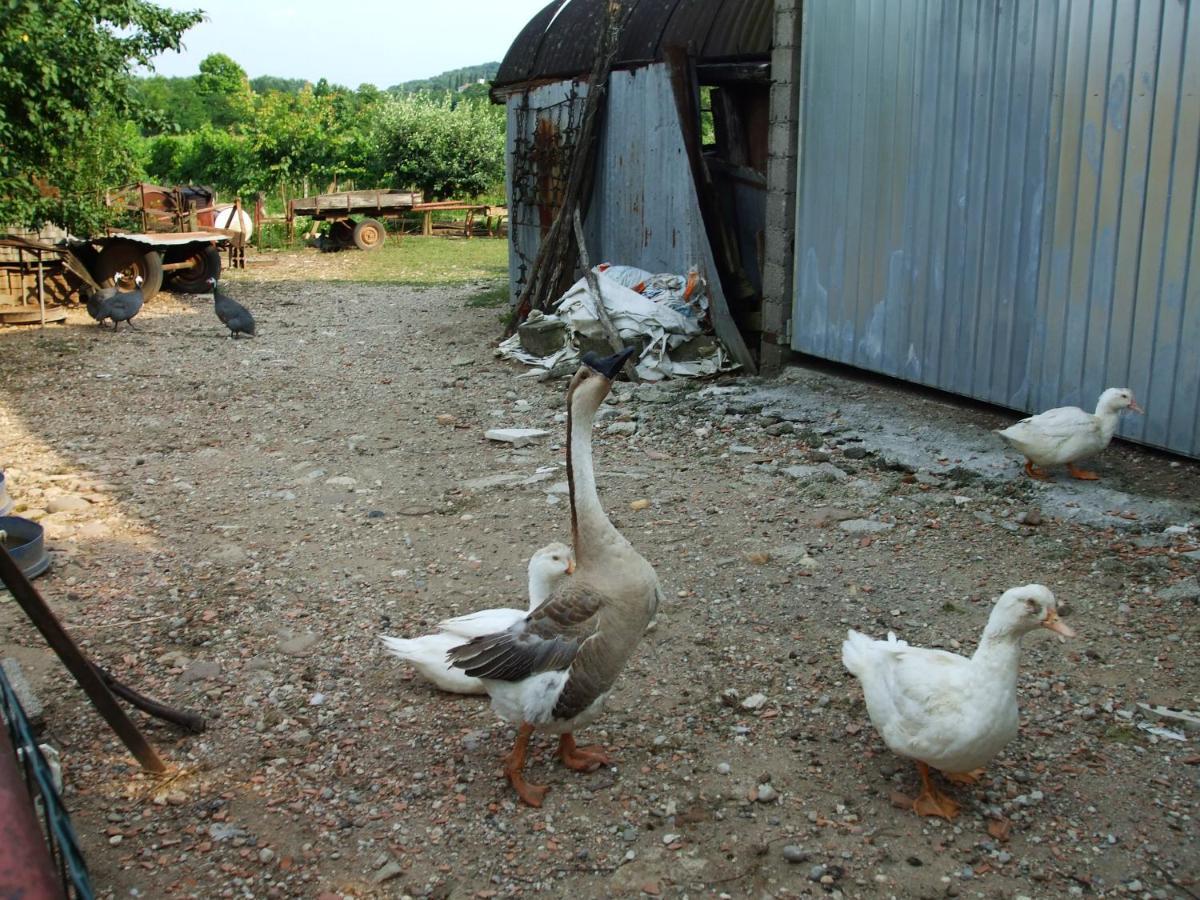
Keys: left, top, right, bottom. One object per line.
{"left": 1159, "top": 576, "right": 1200, "bottom": 603}
{"left": 784, "top": 463, "right": 848, "bottom": 483}
{"left": 838, "top": 518, "right": 895, "bottom": 534}
{"left": 278, "top": 633, "right": 319, "bottom": 656}
{"left": 607, "top": 421, "right": 638, "bottom": 436}
{"left": 179, "top": 660, "right": 221, "bottom": 684}
{"left": 45, "top": 493, "right": 90, "bottom": 514}
{"left": 1016, "top": 508, "right": 1043, "bottom": 526}
{"left": 783, "top": 845, "right": 810, "bottom": 864}
{"left": 0, "top": 659, "right": 43, "bottom": 727}
{"left": 630, "top": 499, "right": 651, "bottom": 511}
{"left": 371, "top": 860, "right": 404, "bottom": 884}
{"left": 741, "top": 693, "right": 768, "bottom": 710}
{"left": 484, "top": 428, "right": 549, "bottom": 447}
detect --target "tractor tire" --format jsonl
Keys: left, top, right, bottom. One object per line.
{"left": 168, "top": 245, "right": 222, "bottom": 293}
{"left": 353, "top": 218, "right": 386, "bottom": 251}
{"left": 94, "top": 242, "right": 164, "bottom": 301}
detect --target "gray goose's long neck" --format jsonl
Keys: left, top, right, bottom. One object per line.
{"left": 567, "top": 392, "right": 622, "bottom": 565}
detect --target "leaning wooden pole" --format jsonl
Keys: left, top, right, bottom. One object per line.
{"left": 511, "top": 0, "right": 630, "bottom": 327}
{"left": 0, "top": 546, "right": 166, "bottom": 774}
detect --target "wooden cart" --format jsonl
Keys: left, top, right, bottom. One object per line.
{"left": 286, "top": 189, "right": 423, "bottom": 251}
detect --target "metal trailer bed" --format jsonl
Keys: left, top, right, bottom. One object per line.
{"left": 286, "top": 189, "right": 423, "bottom": 250}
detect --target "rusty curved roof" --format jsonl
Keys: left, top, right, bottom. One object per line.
{"left": 493, "top": 0, "right": 773, "bottom": 92}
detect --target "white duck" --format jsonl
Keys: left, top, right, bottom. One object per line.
{"left": 997, "top": 388, "right": 1142, "bottom": 481}
{"left": 842, "top": 585, "right": 1075, "bottom": 819}
{"left": 379, "top": 542, "right": 574, "bottom": 694}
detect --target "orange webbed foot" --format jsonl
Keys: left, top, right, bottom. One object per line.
{"left": 912, "top": 762, "right": 961, "bottom": 820}
{"left": 510, "top": 775, "right": 549, "bottom": 807}
{"left": 1067, "top": 462, "right": 1100, "bottom": 480}
{"left": 943, "top": 768, "right": 985, "bottom": 786}
{"left": 558, "top": 734, "right": 612, "bottom": 773}
{"left": 1024, "top": 460, "right": 1053, "bottom": 481}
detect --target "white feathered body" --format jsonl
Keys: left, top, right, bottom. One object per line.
{"left": 380, "top": 543, "right": 572, "bottom": 695}
{"left": 380, "top": 608, "right": 527, "bottom": 694}
{"left": 997, "top": 405, "right": 1118, "bottom": 467}
{"left": 842, "top": 630, "right": 1019, "bottom": 774}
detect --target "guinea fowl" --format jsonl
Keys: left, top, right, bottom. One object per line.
{"left": 83, "top": 276, "right": 119, "bottom": 327}
{"left": 378, "top": 543, "right": 574, "bottom": 695}
{"left": 208, "top": 277, "right": 256, "bottom": 338}
{"left": 100, "top": 275, "right": 144, "bottom": 332}
{"left": 448, "top": 347, "right": 663, "bottom": 807}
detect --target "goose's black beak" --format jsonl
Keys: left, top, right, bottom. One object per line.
{"left": 581, "top": 346, "right": 636, "bottom": 380}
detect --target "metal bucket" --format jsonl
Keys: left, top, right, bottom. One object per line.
{"left": 0, "top": 517, "right": 50, "bottom": 580}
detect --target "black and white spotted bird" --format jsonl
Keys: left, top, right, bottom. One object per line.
{"left": 207, "top": 277, "right": 256, "bottom": 338}
{"left": 100, "top": 275, "right": 144, "bottom": 332}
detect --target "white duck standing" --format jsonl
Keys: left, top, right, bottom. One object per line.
{"left": 379, "top": 542, "right": 573, "bottom": 694}
{"left": 997, "top": 388, "right": 1142, "bottom": 481}
{"left": 448, "top": 347, "right": 662, "bottom": 807}
{"left": 842, "top": 585, "right": 1075, "bottom": 819}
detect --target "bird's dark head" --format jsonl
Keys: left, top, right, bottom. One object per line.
{"left": 580, "top": 346, "right": 636, "bottom": 381}
{"left": 207, "top": 276, "right": 217, "bottom": 289}
{"left": 568, "top": 346, "right": 637, "bottom": 412}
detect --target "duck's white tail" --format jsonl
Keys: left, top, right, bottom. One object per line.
{"left": 841, "top": 629, "right": 876, "bottom": 677}
{"left": 379, "top": 633, "right": 486, "bottom": 694}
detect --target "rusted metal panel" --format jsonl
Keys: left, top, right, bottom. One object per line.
{"left": 792, "top": 0, "right": 1200, "bottom": 458}
{"left": 505, "top": 80, "right": 589, "bottom": 303}
{"left": 493, "top": 0, "right": 773, "bottom": 94}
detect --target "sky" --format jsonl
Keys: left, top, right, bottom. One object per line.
{"left": 145, "top": 0, "right": 554, "bottom": 87}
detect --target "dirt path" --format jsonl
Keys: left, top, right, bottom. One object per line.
{"left": 1, "top": 254, "right": 1197, "bottom": 899}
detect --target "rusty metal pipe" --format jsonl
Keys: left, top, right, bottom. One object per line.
{"left": 0, "top": 724, "right": 63, "bottom": 900}
{"left": 0, "top": 545, "right": 166, "bottom": 774}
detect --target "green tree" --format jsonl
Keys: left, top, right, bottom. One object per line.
{"left": 0, "top": 0, "right": 201, "bottom": 232}
{"left": 196, "top": 52, "right": 253, "bottom": 130}
{"left": 373, "top": 94, "right": 505, "bottom": 199}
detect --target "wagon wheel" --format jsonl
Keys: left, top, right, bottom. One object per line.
{"left": 353, "top": 218, "right": 386, "bottom": 251}
{"left": 94, "top": 242, "right": 164, "bottom": 301}
{"left": 166, "top": 246, "right": 222, "bottom": 293}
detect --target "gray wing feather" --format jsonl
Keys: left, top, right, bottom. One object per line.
{"left": 447, "top": 586, "right": 602, "bottom": 682}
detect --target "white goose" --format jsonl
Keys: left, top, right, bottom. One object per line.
{"left": 997, "top": 388, "right": 1142, "bottom": 481}
{"left": 379, "top": 543, "right": 574, "bottom": 694}
{"left": 842, "top": 585, "right": 1075, "bottom": 819}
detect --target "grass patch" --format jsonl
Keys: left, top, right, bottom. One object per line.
{"left": 1102, "top": 724, "right": 1138, "bottom": 744}
{"left": 466, "top": 284, "right": 510, "bottom": 308}
{"left": 336, "top": 236, "right": 508, "bottom": 287}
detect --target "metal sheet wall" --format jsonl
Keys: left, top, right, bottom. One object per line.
{"left": 505, "top": 65, "right": 736, "bottom": 349}
{"left": 791, "top": 0, "right": 1200, "bottom": 457}
{"left": 587, "top": 65, "right": 725, "bottom": 291}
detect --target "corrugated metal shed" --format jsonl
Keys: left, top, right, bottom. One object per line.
{"left": 493, "top": 0, "right": 773, "bottom": 92}
{"left": 791, "top": 0, "right": 1200, "bottom": 458}
{"left": 505, "top": 64, "right": 754, "bottom": 367}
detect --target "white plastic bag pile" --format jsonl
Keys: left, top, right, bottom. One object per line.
{"left": 498, "top": 263, "right": 738, "bottom": 380}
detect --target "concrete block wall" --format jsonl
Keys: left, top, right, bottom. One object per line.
{"left": 760, "top": 0, "right": 803, "bottom": 374}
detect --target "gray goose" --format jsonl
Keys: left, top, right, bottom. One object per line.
{"left": 449, "top": 347, "right": 661, "bottom": 807}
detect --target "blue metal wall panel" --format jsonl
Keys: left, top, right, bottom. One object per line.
{"left": 792, "top": 0, "right": 1200, "bottom": 458}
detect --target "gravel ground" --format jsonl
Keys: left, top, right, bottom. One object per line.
{"left": 1, "top": 251, "right": 1198, "bottom": 900}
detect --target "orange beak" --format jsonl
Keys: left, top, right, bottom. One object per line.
{"left": 1129, "top": 399, "right": 1144, "bottom": 414}
{"left": 1041, "top": 609, "right": 1076, "bottom": 638}
{"left": 565, "top": 559, "right": 576, "bottom": 575}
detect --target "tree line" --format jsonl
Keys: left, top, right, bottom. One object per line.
{"left": 0, "top": 2, "right": 505, "bottom": 235}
